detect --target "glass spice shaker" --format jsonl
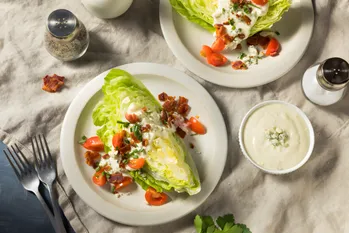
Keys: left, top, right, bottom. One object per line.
{"left": 302, "top": 57, "right": 349, "bottom": 106}
{"left": 44, "top": 9, "right": 89, "bottom": 61}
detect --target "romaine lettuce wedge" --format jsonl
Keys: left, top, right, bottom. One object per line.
{"left": 169, "top": 0, "right": 291, "bottom": 35}
{"left": 92, "top": 69, "right": 201, "bottom": 195}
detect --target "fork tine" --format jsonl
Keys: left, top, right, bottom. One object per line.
{"left": 42, "top": 134, "right": 54, "bottom": 164}
{"left": 14, "top": 143, "right": 33, "bottom": 171}
{"left": 3, "top": 150, "right": 21, "bottom": 179}
{"left": 38, "top": 135, "right": 49, "bottom": 166}
{"left": 3, "top": 148, "right": 24, "bottom": 175}
{"left": 10, "top": 145, "right": 29, "bottom": 171}
{"left": 34, "top": 135, "right": 44, "bottom": 166}
{"left": 31, "top": 137, "right": 40, "bottom": 169}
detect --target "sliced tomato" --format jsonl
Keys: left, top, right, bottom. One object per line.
{"left": 145, "top": 187, "right": 168, "bottom": 206}
{"left": 265, "top": 37, "right": 280, "bottom": 56}
{"left": 211, "top": 38, "right": 225, "bottom": 52}
{"left": 92, "top": 170, "right": 106, "bottom": 186}
{"left": 207, "top": 53, "right": 228, "bottom": 67}
{"left": 112, "top": 130, "right": 126, "bottom": 149}
{"left": 83, "top": 136, "right": 104, "bottom": 151}
{"left": 127, "top": 158, "right": 145, "bottom": 170}
{"left": 114, "top": 176, "right": 133, "bottom": 190}
{"left": 251, "top": 0, "right": 268, "bottom": 6}
{"left": 200, "top": 45, "right": 213, "bottom": 57}
{"left": 125, "top": 113, "right": 139, "bottom": 123}
{"left": 189, "top": 117, "right": 206, "bottom": 135}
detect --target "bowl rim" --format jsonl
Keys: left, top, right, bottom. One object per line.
{"left": 238, "top": 100, "right": 315, "bottom": 175}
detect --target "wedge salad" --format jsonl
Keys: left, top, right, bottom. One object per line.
{"left": 79, "top": 69, "right": 206, "bottom": 206}
{"left": 170, "top": 0, "right": 291, "bottom": 69}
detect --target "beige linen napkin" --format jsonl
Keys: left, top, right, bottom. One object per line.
{"left": 1, "top": 0, "right": 349, "bottom": 232}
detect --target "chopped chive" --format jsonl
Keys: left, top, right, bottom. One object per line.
{"left": 111, "top": 185, "right": 115, "bottom": 193}
{"left": 117, "top": 121, "right": 130, "bottom": 128}
{"left": 102, "top": 171, "right": 106, "bottom": 176}
{"left": 106, "top": 173, "right": 111, "bottom": 179}
{"left": 95, "top": 166, "right": 101, "bottom": 172}
{"left": 239, "top": 53, "right": 247, "bottom": 59}
{"left": 248, "top": 3, "right": 261, "bottom": 9}
{"left": 78, "top": 135, "right": 87, "bottom": 144}
{"left": 233, "top": 3, "right": 239, "bottom": 11}
{"left": 222, "top": 8, "right": 226, "bottom": 14}
{"left": 190, "top": 133, "right": 198, "bottom": 136}
{"left": 275, "top": 31, "right": 280, "bottom": 35}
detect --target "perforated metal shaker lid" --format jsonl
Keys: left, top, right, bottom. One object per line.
{"left": 47, "top": 9, "right": 77, "bottom": 38}
{"left": 317, "top": 57, "right": 349, "bottom": 91}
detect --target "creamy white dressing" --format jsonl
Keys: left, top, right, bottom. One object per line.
{"left": 243, "top": 104, "right": 310, "bottom": 170}
{"left": 213, "top": 0, "right": 269, "bottom": 49}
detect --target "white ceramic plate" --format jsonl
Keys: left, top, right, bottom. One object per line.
{"left": 238, "top": 100, "right": 315, "bottom": 174}
{"left": 60, "top": 63, "right": 227, "bottom": 226}
{"left": 159, "top": 0, "right": 314, "bottom": 88}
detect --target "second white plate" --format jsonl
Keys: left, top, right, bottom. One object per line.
{"left": 159, "top": 0, "right": 314, "bottom": 88}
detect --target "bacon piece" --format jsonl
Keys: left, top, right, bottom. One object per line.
{"left": 163, "top": 99, "right": 177, "bottom": 112}
{"left": 119, "top": 144, "right": 131, "bottom": 155}
{"left": 178, "top": 96, "right": 188, "bottom": 105}
{"left": 242, "top": 15, "right": 251, "bottom": 25}
{"left": 104, "top": 165, "right": 112, "bottom": 171}
{"left": 141, "top": 107, "right": 147, "bottom": 112}
{"left": 232, "top": 61, "right": 248, "bottom": 70}
{"left": 237, "top": 34, "right": 245, "bottom": 39}
{"left": 247, "top": 34, "right": 270, "bottom": 49}
{"left": 42, "top": 74, "right": 65, "bottom": 93}
{"left": 84, "top": 151, "right": 100, "bottom": 167}
{"left": 142, "top": 138, "right": 149, "bottom": 147}
{"left": 176, "top": 127, "right": 186, "bottom": 138}
{"left": 108, "top": 172, "right": 124, "bottom": 184}
{"left": 160, "top": 110, "right": 168, "bottom": 124}
{"left": 235, "top": 44, "right": 242, "bottom": 50}
{"left": 130, "top": 132, "right": 141, "bottom": 143}
{"left": 158, "top": 92, "right": 168, "bottom": 101}
{"left": 141, "top": 124, "right": 151, "bottom": 132}
{"left": 177, "top": 104, "right": 190, "bottom": 116}
{"left": 189, "top": 143, "right": 195, "bottom": 149}
{"left": 258, "top": 36, "right": 271, "bottom": 49}
{"left": 102, "top": 154, "right": 110, "bottom": 159}
{"left": 215, "top": 24, "right": 226, "bottom": 39}
{"left": 125, "top": 113, "right": 139, "bottom": 123}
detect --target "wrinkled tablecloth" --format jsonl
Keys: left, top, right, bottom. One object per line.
{"left": 1, "top": 0, "right": 349, "bottom": 232}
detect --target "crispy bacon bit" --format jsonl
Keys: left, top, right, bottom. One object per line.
{"left": 104, "top": 165, "right": 112, "bottom": 171}
{"left": 158, "top": 92, "right": 168, "bottom": 101}
{"left": 222, "top": 34, "right": 234, "bottom": 43}
{"left": 84, "top": 151, "right": 100, "bottom": 167}
{"left": 223, "top": 21, "right": 230, "bottom": 25}
{"left": 108, "top": 172, "right": 124, "bottom": 184}
{"left": 177, "top": 104, "right": 190, "bottom": 116}
{"left": 178, "top": 96, "right": 188, "bottom": 105}
{"left": 119, "top": 144, "right": 131, "bottom": 155}
{"left": 42, "top": 74, "right": 65, "bottom": 93}
{"left": 125, "top": 113, "right": 139, "bottom": 123}
{"left": 142, "top": 107, "right": 147, "bottom": 112}
{"left": 163, "top": 99, "right": 177, "bottom": 112}
{"left": 235, "top": 44, "right": 242, "bottom": 50}
{"left": 160, "top": 110, "right": 168, "bottom": 124}
{"left": 215, "top": 24, "right": 226, "bottom": 39}
{"left": 130, "top": 140, "right": 136, "bottom": 146}
{"left": 176, "top": 127, "right": 186, "bottom": 138}
{"left": 232, "top": 61, "right": 248, "bottom": 70}
{"left": 142, "top": 138, "right": 149, "bottom": 147}
{"left": 258, "top": 36, "right": 271, "bottom": 49}
{"left": 242, "top": 15, "right": 251, "bottom": 25}
{"left": 141, "top": 124, "right": 151, "bottom": 132}
{"left": 237, "top": 34, "right": 245, "bottom": 39}
{"left": 246, "top": 34, "right": 270, "bottom": 49}
{"left": 102, "top": 154, "right": 110, "bottom": 159}
{"left": 130, "top": 132, "right": 141, "bottom": 143}
{"left": 189, "top": 143, "right": 195, "bottom": 149}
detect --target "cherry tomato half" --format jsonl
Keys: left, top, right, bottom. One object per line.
{"left": 114, "top": 176, "right": 133, "bottom": 190}
{"left": 207, "top": 53, "right": 228, "bottom": 67}
{"left": 200, "top": 45, "right": 213, "bottom": 57}
{"left": 211, "top": 38, "right": 225, "bottom": 52}
{"left": 92, "top": 169, "right": 107, "bottom": 186}
{"left": 145, "top": 187, "right": 168, "bottom": 206}
{"left": 251, "top": 0, "right": 268, "bottom": 6}
{"left": 127, "top": 158, "right": 146, "bottom": 170}
{"left": 112, "top": 130, "right": 126, "bottom": 149}
{"left": 189, "top": 117, "right": 206, "bottom": 135}
{"left": 83, "top": 136, "right": 104, "bottom": 152}
{"left": 265, "top": 37, "right": 280, "bottom": 56}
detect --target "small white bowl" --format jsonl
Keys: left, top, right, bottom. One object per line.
{"left": 238, "top": 100, "right": 315, "bottom": 175}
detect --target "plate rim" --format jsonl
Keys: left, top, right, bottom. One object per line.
{"left": 60, "top": 62, "right": 228, "bottom": 226}
{"left": 159, "top": 0, "right": 315, "bottom": 88}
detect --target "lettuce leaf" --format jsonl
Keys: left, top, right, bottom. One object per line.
{"left": 92, "top": 69, "right": 201, "bottom": 195}
{"left": 169, "top": 0, "right": 291, "bottom": 35}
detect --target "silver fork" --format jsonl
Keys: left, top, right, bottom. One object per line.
{"left": 3, "top": 144, "right": 58, "bottom": 232}
{"left": 31, "top": 135, "right": 67, "bottom": 233}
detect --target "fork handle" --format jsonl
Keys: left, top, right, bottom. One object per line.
{"left": 47, "top": 182, "right": 67, "bottom": 233}
{"left": 33, "top": 190, "right": 59, "bottom": 232}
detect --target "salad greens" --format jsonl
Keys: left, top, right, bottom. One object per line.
{"left": 92, "top": 69, "right": 201, "bottom": 195}
{"left": 169, "top": 0, "right": 291, "bottom": 35}
{"left": 194, "top": 214, "right": 252, "bottom": 233}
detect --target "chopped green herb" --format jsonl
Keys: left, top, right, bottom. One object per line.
{"left": 123, "top": 138, "right": 130, "bottom": 145}
{"left": 111, "top": 185, "right": 115, "bottom": 193}
{"left": 106, "top": 173, "right": 111, "bottom": 179}
{"left": 102, "top": 171, "right": 106, "bottom": 176}
{"left": 239, "top": 53, "right": 247, "bottom": 59}
{"left": 229, "top": 19, "right": 236, "bottom": 30}
{"left": 190, "top": 133, "right": 198, "bottom": 136}
{"left": 122, "top": 159, "right": 128, "bottom": 164}
{"left": 222, "top": 8, "right": 226, "bottom": 14}
{"left": 117, "top": 121, "right": 130, "bottom": 128}
{"left": 248, "top": 3, "right": 261, "bottom": 9}
{"left": 95, "top": 166, "right": 101, "bottom": 172}
{"left": 276, "top": 31, "right": 280, "bottom": 35}
{"left": 133, "top": 155, "right": 139, "bottom": 159}
{"left": 233, "top": 3, "right": 239, "bottom": 11}
{"left": 243, "top": 5, "right": 251, "bottom": 14}
{"left": 78, "top": 135, "right": 87, "bottom": 144}
{"left": 130, "top": 124, "right": 142, "bottom": 141}
{"left": 94, "top": 161, "right": 99, "bottom": 168}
